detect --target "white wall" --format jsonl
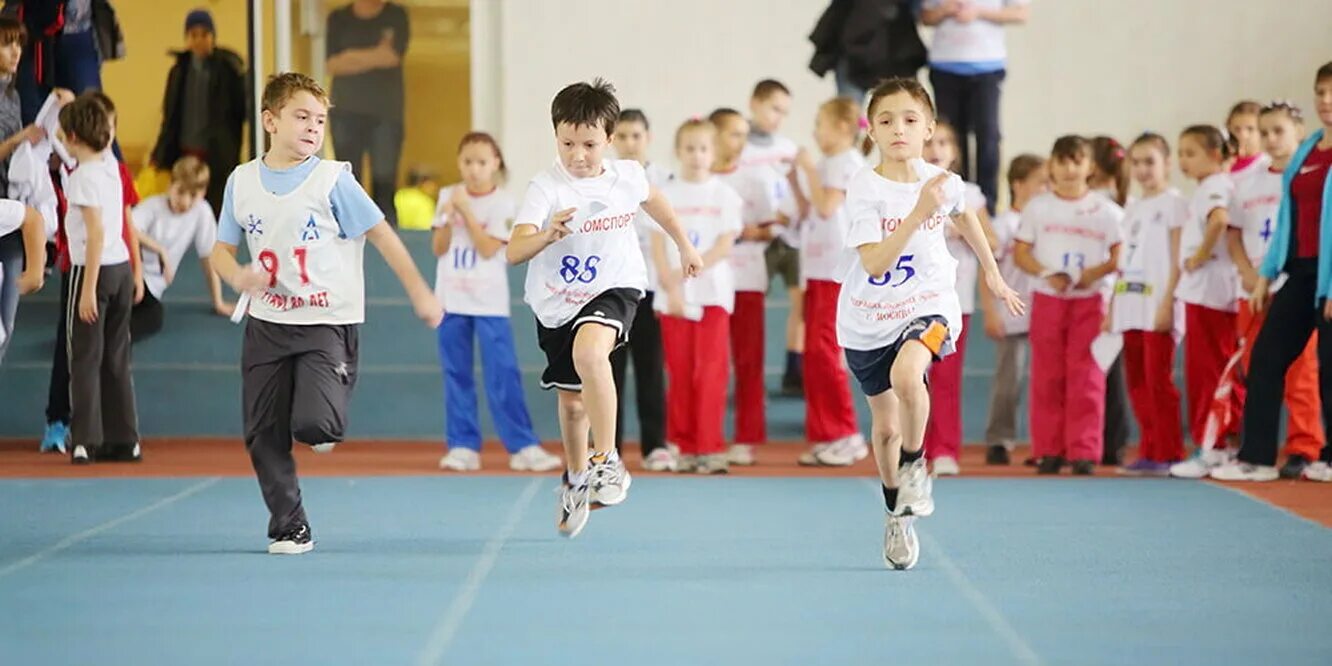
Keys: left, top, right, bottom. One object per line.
{"left": 475, "top": 0, "right": 1332, "bottom": 200}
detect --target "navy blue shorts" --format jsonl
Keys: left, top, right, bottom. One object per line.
{"left": 844, "top": 315, "right": 950, "bottom": 397}
{"left": 535, "top": 288, "right": 641, "bottom": 391}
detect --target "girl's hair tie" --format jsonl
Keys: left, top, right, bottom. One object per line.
{"left": 857, "top": 116, "right": 870, "bottom": 130}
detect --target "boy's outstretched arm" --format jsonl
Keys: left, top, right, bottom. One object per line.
{"left": 365, "top": 221, "right": 443, "bottom": 327}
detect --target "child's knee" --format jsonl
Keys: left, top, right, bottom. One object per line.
{"left": 292, "top": 412, "right": 343, "bottom": 445}
{"left": 558, "top": 392, "right": 586, "bottom": 422}
{"left": 891, "top": 369, "right": 928, "bottom": 405}
{"left": 571, "top": 338, "right": 613, "bottom": 378}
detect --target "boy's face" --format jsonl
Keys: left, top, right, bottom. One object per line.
{"left": 612, "top": 120, "right": 649, "bottom": 162}
{"left": 749, "top": 91, "right": 790, "bottom": 134}
{"left": 167, "top": 184, "right": 205, "bottom": 213}
{"left": 555, "top": 122, "right": 610, "bottom": 178}
{"left": 714, "top": 116, "right": 749, "bottom": 162}
{"left": 263, "top": 91, "right": 327, "bottom": 159}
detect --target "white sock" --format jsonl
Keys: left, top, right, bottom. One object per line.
{"left": 567, "top": 469, "right": 590, "bottom": 487}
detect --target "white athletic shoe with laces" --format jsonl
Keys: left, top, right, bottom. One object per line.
{"left": 439, "top": 448, "right": 481, "bottom": 472}
{"left": 1210, "top": 461, "right": 1278, "bottom": 482}
{"left": 1170, "top": 448, "right": 1232, "bottom": 479}
{"left": 509, "top": 445, "right": 562, "bottom": 472}
{"left": 798, "top": 443, "right": 831, "bottom": 466}
{"left": 932, "top": 456, "right": 961, "bottom": 476}
{"left": 814, "top": 434, "right": 869, "bottom": 466}
{"left": 727, "top": 444, "right": 757, "bottom": 466}
{"left": 557, "top": 480, "right": 590, "bottom": 538}
{"left": 896, "top": 458, "right": 934, "bottom": 517}
{"left": 643, "top": 447, "right": 678, "bottom": 472}
{"left": 589, "top": 455, "right": 632, "bottom": 506}
{"left": 1302, "top": 461, "right": 1332, "bottom": 482}
{"left": 883, "top": 514, "right": 919, "bottom": 570}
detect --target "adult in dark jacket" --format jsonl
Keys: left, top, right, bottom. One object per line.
{"left": 809, "top": 0, "right": 925, "bottom": 102}
{"left": 3, "top": 0, "right": 124, "bottom": 125}
{"left": 150, "top": 10, "right": 245, "bottom": 216}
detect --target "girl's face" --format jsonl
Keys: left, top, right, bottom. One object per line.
{"left": 457, "top": 141, "right": 501, "bottom": 190}
{"left": 0, "top": 39, "right": 21, "bottom": 76}
{"left": 813, "top": 110, "right": 852, "bottom": 155}
{"left": 1227, "top": 112, "right": 1261, "bottom": 158}
{"left": 1176, "top": 134, "right": 1220, "bottom": 180}
{"left": 713, "top": 116, "right": 749, "bottom": 163}
{"left": 1012, "top": 166, "right": 1049, "bottom": 202}
{"left": 1128, "top": 143, "right": 1168, "bottom": 191}
{"left": 676, "top": 127, "right": 715, "bottom": 175}
{"left": 923, "top": 126, "right": 958, "bottom": 170}
{"left": 1049, "top": 153, "right": 1092, "bottom": 190}
{"left": 1259, "top": 112, "right": 1303, "bottom": 163}
{"left": 1316, "top": 77, "right": 1332, "bottom": 129}
{"left": 612, "top": 120, "right": 649, "bottom": 162}
{"left": 868, "top": 91, "right": 933, "bottom": 163}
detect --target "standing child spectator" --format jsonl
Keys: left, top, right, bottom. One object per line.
{"left": 610, "top": 108, "right": 672, "bottom": 471}
{"left": 59, "top": 93, "right": 140, "bottom": 464}
{"left": 1015, "top": 135, "right": 1124, "bottom": 475}
{"left": 981, "top": 153, "right": 1045, "bottom": 465}
{"left": 654, "top": 118, "right": 742, "bottom": 474}
{"left": 130, "top": 155, "right": 234, "bottom": 340}
{"left": 1226, "top": 101, "right": 1269, "bottom": 180}
{"left": 1089, "top": 135, "right": 1132, "bottom": 465}
{"left": 1168, "top": 125, "right": 1242, "bottom": 478}
{"left": 1110, "top": 133, "right": 1187, "bottom": 475}
{"left": 433, "top": 132, "right": 560, "bottom": 474}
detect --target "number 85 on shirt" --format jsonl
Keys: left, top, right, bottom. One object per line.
{"left": 868, "top": 254, "right": 916, "bottom": 287}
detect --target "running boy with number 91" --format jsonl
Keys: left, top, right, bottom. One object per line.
{"left": 211, "top": 73, "right": 443, "bottom": 555}
{"left": 506, "top": 79, "right": 703, "bottom": 539}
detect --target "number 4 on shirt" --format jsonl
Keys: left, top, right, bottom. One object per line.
{"left": 258, "top": 247, "right": 311, "bottom": 287}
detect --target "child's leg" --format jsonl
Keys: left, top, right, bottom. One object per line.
{"left": 0, "top": 240, "right": 21, "bottom": 363}
{"left": 45, "top": 270, "right": 72, "bottom": 426}
{"left": 1065, "top": 297, "right": 1107, "bottom": 462}
{"left": 660, "top": 314, "right": 695, "bottom": 454}
{"left": 1121, "top": 331, "right": 1155, "bottom": 459}
{"left": 438, "top": 314, "right": 482, "bottom": 451}
{"left": 1101, "top": 353, "right": 1132, "bottom": 463}
{"left": 556, "top": 390, "right": 590, "bottom": 472}
{"left": 477, "top": 317, "right": 541, "bottom": 454}
{"left": 867, "top": 389, "right": 903, "bottom": 486}
{"left": 1028, "top": 294, "right": 1069, "bottom": 458}
{"left": 241, "top": 320, "right": 302, "bottom": 538}
{"left": 1283, "top": 333, "right": 1325, "bottom": 461}
{"left": 1144, "top": 331, "right": 1185, "bottom": 462}
{"left": 629, "top": 294, "right": 667, "bottom": 458}
{"left": 984, "top": 333, "right": 1023, "bottom": 448}
{"left": 923, "top": 314, "right": 969, "bottom": 461}
{"left": 290, "top": 325, "right": 359, "bottom": 448}
{"left": 695, "top": 307, "right": 732, "bottom": 455}
{"left": 68, "top": 265, "right": 108, "bottom": 451}
{"left": 1183, "top": 304, "right": 1239, "bottom": 445}
{"left": 803, "top": 280, "right": 858, "bottom": 442}
{"left": 99, "top": 265, "right": 139, "bottom": 446}
{"left": 890, "top": 340, "right": 936, "bottom": 458}
{"left": 570, "top": 322, "right": 620, "bottom": 457}
{"left": 129, "top": 290, "right": 165, "bottom": 342}
{"left": 731, "top": 291, "right": 767, "bottom": 445}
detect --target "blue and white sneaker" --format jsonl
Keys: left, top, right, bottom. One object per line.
{"left": 40, "top": 421, "right": 68, "bottom": 454}
{"left": 589, "top": 454, "right": 632, "bottom": 506}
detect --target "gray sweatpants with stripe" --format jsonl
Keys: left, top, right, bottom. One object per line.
{"left": 242, "top": 318, "right": 359, "bottom": 539}
{"left": 68, "top": 262, "right": 139, "bottom": 451}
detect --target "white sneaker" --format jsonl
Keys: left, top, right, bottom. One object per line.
{"left": 883, "top": 514, "right": 919, "bottom": 570}
{"left": 643, "top": 448, "right": 677, "bottom": 472}
{"left": 896, "top": 458, "right": 934, "bottom": 517}
{"left": 509, "top": 445, "right": 562, "bottom": 472}
{"left": 589, "top": 455, "right": 632, "bottom": 506}
{"left": 932, "top": 456, "right": 961, "bottom": 477}
{"left": 727, "top": 444, "right": 756, "bottom": 466}
{"left": 308, "top": 442, "right": 337, "bottom": 454}
{"left": 1169, "top": 448, "right": 1232, "bottom": 479}
{"left": 675, "top": 454, "right": 698, "bottom": 473}
{"left": 438, "top": 448, "right": 481, "bottom": 472}
{"left": 557, "top": 480, "right": 590, "bottom": 539}
{"left": 1302, "top": 461, "right": 1332, "bottom": 482}
{"left": 798, "top": 443, "right": 831, "bottom": 466}
{"left": 815, "top": 434, "right": 869, "bottom": 466}
{"left": 1210, "top": 461, "right": 1279, "bottom": 482}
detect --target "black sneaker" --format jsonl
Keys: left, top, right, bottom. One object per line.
{"left": 777, "top": 374, "right": 804, "bottom": 398}
{"left": 1101, "top": 445, "right": 1125, "bottom": 467}
{"left": 70, "top": 444, "right": 94, "bottom": 465}
{"left": 1036, "top": 456, "right": 1065, "bottom": 475}
{"left": 1070, "top": 459, "right": 1097, "bottom": 476}
{"left": 98, "top": 442, "right": 142, "bottom": 463}
{"left": 1279, "top": 455, "right": 1311, "bottom": 480}
{"left": 986, "top": 445, "right": 1011, "bottom": 466}
{"left": 268, "top": 524, "right": 314, "bottom": 555}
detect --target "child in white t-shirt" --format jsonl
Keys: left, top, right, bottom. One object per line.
{"left": 1109, "top": 133, "right": 1187, "bottom": 475}
{"left": 506, "top": 79, "right": 703, "bottom": 539}
{"left": 433, "top": 132, "right": 559, "bottom": 475}
{"left": 653, "top": 118, "right": 743, "bottom": 474}
{"left": 130, "top": 156, "right": 232, "bottom": 339}
{"left": 981, "top": 154, "right": 1045, "bottom": 465}
{"left": 838, "top": 78, "right": 1022, "bottom": 570}
{"left": 1014, "top": 135, "right": 1124, "bottom": 476}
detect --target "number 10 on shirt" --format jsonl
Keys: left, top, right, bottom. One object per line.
{"left": 257, "top": 247, "right": 311, "bottom": 288}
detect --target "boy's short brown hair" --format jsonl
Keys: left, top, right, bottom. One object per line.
{"left": 262, "top": 72, "right": 330, "bottom": 115}
{"left": 170, "top": 156, "right": 211, "bottom": 194}
{"left": 751, "top": 78, "right": 790, "bottom": 101}
{"left": 550, "top": 78, "right": 620, "bottom": 136}
{"left": 58, "top": 95, "right": 112, "bottom": 151}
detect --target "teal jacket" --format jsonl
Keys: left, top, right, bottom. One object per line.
{"left": 1260, "top": 129, "right": 1332, "bottom": 304}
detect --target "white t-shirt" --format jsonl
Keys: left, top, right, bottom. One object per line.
{"left": 1229, "top": 166, "right": 1282, "bottom": 299}
{"left": 514, "top": 159, "right": 650, "bottom": 329}
{"left": 1230, "top": 153, "right": 1272, "bottom": 183}
{"left": 654, "top": 177, "right": 744, "bottom": 312}
{"left": 633, "top": 162, "right": 672, "bottom": 291}
{"left": 1175, "top": 173, "right": 1237, "bottom": 311}
{"left": 924, "top": 0, "right": 1029, "bottom": 66}
{"left": 131, "top": 194, "right": 217, "bottom": 299}
{"left": 1112, "top": 190, "right": 1188, "bottom": 332}
{"left": 65, "top": 152, "right": 128, "bottom": 267}
{"left": 433, "top": 185, "right": 516, "bottom": 317}
{"left": 991, "top": 209, "right": 1032, "bottom": 334}
{"left": 0, "top": 199, "right": 26, "bottom": 237}
{"left": 945, "top": 183, "right": 986, "bottom": 313}
{"left": 1015, "top": 192, "right": 1125, "bottom": 299}
{"left": 740, "top": 134, "right": 801, "bottom": 247}
{"left": 800, "top": 148, "right": 865, "bottom": 283}
{"left": 837, "top": 160, "right": 967, "bottom": 353}
{"left": 718, "top": 166, "right": 795, "bottom": 292}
